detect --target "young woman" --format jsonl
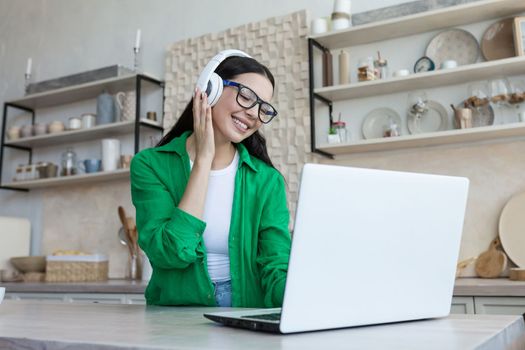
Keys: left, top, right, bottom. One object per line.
{"left": 130, "top": 53, "right": 291, "bottom": 308}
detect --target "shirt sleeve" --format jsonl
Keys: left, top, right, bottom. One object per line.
{"left": 130, "top": 151, "right": 206, "bottom": 270}
{"left": 256, "top": 171, "right": 292, "bottom": 307}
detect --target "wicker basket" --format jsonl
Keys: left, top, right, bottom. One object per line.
{"left": 45, "top": 254, "right": 108, "bottom": 282}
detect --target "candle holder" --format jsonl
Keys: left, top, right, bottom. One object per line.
{"left": 133, "top": 47, "right": 142, "bottom": 73}
{"left": 24, "top": 73, "right": 31, "bottom": 94}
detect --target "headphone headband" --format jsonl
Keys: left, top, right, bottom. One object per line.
{"left": 195, "top": 49, "right": 251, "bottom": 106}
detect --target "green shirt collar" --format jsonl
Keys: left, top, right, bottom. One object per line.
{"left": 155, "top": 130, "right": 258, "bottom": 172}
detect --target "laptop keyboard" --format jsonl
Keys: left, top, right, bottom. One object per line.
{"left": 241, "top": 312, "right": 281, "bottom": 321}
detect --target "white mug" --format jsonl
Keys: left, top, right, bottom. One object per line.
{"left": 393, "top": 69, "right": 411, "bottom": 77}
{"left": 440, "top": 60, "right": 458, "bottom": 69}
{"left": 332, "top": 18, "right": 350, "bottom": 31}
{"left": 101, "top": 139, "right": 121, "bottom": 172}
{"left": 81, "top": 113, "right": 96, "bottom": 129}
{"left": 520, "top": 111, "right": 525, "bottom": 122}
{"left": 311, "top": 18, "right": 328, "bottom": 35}
{"left": 0, "top": 287, "right": 5, "bottom": 304}
{"left": 115, "top": 91, "right": 136, "bottom": 121}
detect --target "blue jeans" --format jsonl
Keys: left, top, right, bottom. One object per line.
{"left": 213, "top": 280, "right": 232, "bottom": 307}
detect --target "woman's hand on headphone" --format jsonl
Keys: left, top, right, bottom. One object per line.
{"left": 193, "top": 88, "right": 215, "bottom": 164}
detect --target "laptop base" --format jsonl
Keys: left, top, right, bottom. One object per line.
{"left": 204, "top": 313, "right": 281, "bottom": 333}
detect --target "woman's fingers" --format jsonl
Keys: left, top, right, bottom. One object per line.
{"left": 193, "top": 88, "right": 201, "bottom": 129}
{"left": 205, "top": 103, "right": 213, "bottom": 133}
{"left": 200, "top": 91, "right": 208, "bottom": 127}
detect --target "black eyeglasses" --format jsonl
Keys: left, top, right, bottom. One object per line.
{"left": 223, "top": 80, "right": 278, "bottom": 124}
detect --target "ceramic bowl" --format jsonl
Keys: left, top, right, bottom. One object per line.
{"left": 7, "top": 126, "right": 21, "bottom": 140}
{"left": 20, "top": 125, "right": 34, "bottom": 138}
{"left": 48, "top": 121, "right": 65, "bottom": 134}
{"left": 10, "top": 256, "right": 46, "bottom": 273}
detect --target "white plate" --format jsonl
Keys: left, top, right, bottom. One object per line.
{"left": 407, "top": 100, "right": 449, "bottom": 134}
{"left": 499, "top": 191, "right": 525, "bottom": 267}
{"left": 425, "top": 29, "right": 479, "bottom": 69}
{"left": 362, "top": 108, "right": 402, "bottom": 139}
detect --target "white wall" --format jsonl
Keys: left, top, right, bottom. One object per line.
{"left": 0, "top": 0, "right": 414, "bottom": 254}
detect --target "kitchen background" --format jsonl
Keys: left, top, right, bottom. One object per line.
{"left": 1, "top": 0, "right": 524, "bottom": 279}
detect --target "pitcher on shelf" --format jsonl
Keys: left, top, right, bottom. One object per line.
{"left": 96, "top": 90, "right": 122, "bottom": 125}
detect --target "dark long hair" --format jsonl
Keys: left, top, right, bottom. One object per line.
{"left": 157, "top": 56, "right": 276, "bottom": 168}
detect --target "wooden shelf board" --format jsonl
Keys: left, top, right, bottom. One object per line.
{"left": 3, "top": 169, "right": 130, "bottom": 189}
{"left": 314, "top": 56, "right": 525, "bottom": 101}
{"left": 6, "top": 74, "right": 161, "bottom": 109}
{"left": 4, "top": 121, "right": 136, "bottom": 148}
{"left": 317, "top": 122, "right": 525, "bottom": 155}
{"left": 310, "top": 0, "right": 525, "bottom": 49}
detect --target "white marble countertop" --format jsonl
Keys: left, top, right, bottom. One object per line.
{"left": 0, "top": 301, "right": 524, "bottom": 350}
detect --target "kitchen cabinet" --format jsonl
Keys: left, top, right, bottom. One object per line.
{"left": 450, "top": 296, "right": 475, "bottom": 314}
{"left": 5, "top": 292, "right": 146, "bottom": 305}
{"left": 0, "top": 74, "right": 164, "bottom": 191}
{"left": 474, "top": 296, "right": 525, "bottom": 315}
{"left": 307, "top": 0, "right": 525, "bottom": 158}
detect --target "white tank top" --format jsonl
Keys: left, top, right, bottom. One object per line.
{"left": 190, "top": 151, "right": 239, "bottom": 282}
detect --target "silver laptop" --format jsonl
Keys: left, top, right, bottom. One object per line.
{"left": 204, "top": 164, "right": 469, "bottom": 334}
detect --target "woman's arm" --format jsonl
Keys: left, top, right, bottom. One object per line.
{"left": 131, "top": 153, "right": 207, "bottom": 270}
{"left": 130, "top": 90, "right": 215, "bottom": 270}
{"left": 178, "top": 90, "right": 214, "bottom": 219}
{"left": 256, "top": 172, "right": 292, "bottom": 307}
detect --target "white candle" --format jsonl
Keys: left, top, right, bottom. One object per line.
{"left": 135, "top": 29, "right": 141, "bottom": 49}
{"left": 26, "top": 58, "right": 32, "bottom": 75}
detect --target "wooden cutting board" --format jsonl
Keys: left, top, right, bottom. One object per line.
{"left": 0, "top": 217, "right": 31, "bottom": 270}
{"left": 475, "top": 237, "right": 507, "bottom": 278}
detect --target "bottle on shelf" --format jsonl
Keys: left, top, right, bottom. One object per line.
{"left": 338, "top": 50, "right": 350, "bottom": 85}
{"left": 374, "top": 51, "right": 388, "bottom": 80}
{"left": 60, "top": 147, "right": 78, "bottom": 176}
{"left": 322, "top": 49, "right": 334, "bottom": 87}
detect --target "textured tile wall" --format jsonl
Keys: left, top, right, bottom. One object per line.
{"left": 164, "top": 10, "right": 312, "bottom": 218}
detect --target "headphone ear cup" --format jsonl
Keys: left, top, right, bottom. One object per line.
{"left": 207, "top": 73, "right": 223, "bottom": 107}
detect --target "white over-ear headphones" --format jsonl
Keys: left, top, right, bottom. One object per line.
{"left": 195, "top": 49, "right": 251, "bottom": 107}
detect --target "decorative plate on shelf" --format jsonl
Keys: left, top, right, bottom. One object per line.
{"left": 362, "top": 108, "right": 402, "bottom": 139}
{"left": 407, "top": 100, "right": 449, "bottom": 134}
{"left": 425, "top": 29, "right": 479, "bottom": 68}
{"left": 499, "top": 191, "right": 525, "bottom": 267}
{"left": 458, "top": 100, "right": 495, "bottom": 127}
{"left": 481, "top": 18, "right": 516, "bottom": 61}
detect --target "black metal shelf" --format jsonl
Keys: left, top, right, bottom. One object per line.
{"left": 0, "top": 74, "right": 165, "bottom": 191}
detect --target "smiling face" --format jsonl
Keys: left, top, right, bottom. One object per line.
{"left": 211, "top": 72, "right": 274, "bottom": 144}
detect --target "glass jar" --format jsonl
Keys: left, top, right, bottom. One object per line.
{"left": 383, "top": 118, "right": 400, "bottom": 137}
{"left": 332, "top": 121, "right": 348, "bottom": 143}
{"left": 374, "top": 58, "right": 388, "bottom": 79}
{"left": 14, "top": 164, "right": 24, "bottom": 182}
{"left": 61, "top": 147, "right": 77, "bottom": 176}
{"left": 357, "top": 57, "right": 376, "bottom": 82}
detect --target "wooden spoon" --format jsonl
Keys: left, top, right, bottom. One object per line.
{"left": 127, "top": 217, "right": 139, "bottom": 255}
{"left": 475, "top": 237, "right": 507, "bottom": 278}
{"left": 118, "top": 206, "right": 134, "bottom": 256}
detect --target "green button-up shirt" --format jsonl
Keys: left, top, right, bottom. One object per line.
{"left": 130, "top": 131, "right": 291, "bottom": 307}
